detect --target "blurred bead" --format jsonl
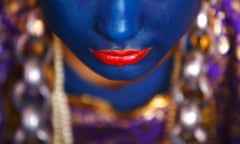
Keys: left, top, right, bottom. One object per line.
{"left": 173, "top": 52, "right": 213, "bottom": 103}
{"left": 39, "top": 84, "right": 50, "bottom": 99}
{"left": 24, "top": 59, "right": 42, "bottom": 85}
{"left": 36, "top": 128, "right": 50, "bottom": 143}
{"left": 183, "top": 52, "right": 204, "bottom": 82}
{"left": 231, "top": 0, "right": 240, "bottom": 13}
{"left": 199, "top": 76, "right": 213, "bottom": 101}
{"left": 171, "top": 129, "right": 187, "bottom": 144}
{"left": 26, "top": 9, "right": 46, "bottom": 37}
{"left": 4, "top": 1, "right": 22, "bottom": 14}
{"left": 182, "top": 26, "right": 213, "bottom": 54}
{"left": 210, "top": 7, "right": 227, "bottom": 36}
{"left": 184, "top": 60, "right": 201, "bottom": 78}
{"left": 213, "top": 17, "right": 224, "bottom": 36}
{"left": 217, "top": 35, "right": 230, "bottom": 55}
{"left": 197, "top": 12, "right": 208, "bottom": 29}
{"left": 171, "top": 125, "right": 182, "bottom": 137}
{"left": 210, "top": 7, "right": 231, "bottom": 56}
{"left": 171, "top": 136, "right": 185, "bottom": 144}
{"left": 13, "top": 81, "right": 49, "bottom": 109}
{"left": 5, "top": 0, "right": 38, "bottom": 14}
{"left": 22, "top": 106, "right": 40, "bottom": 131}
{"left": 171, "top": 125, "right": 204, "bottom": 144}
{"left": 16, "top": 33, "right": 51, "bottom": 63}
{"left": 188, "top": 28, "right": 213, "bottom": 53}
{"left": 15, "top": 8, "right": 52, "bottom": 63}
{"left": 14, "top": 129, "right": 26, "bottom": 144}
{"left": 172, "top": 83, "right": 185, "bottom": 104}
{"left": 196, "top": 2, "right": 210, "bottom": 30}
{"left": 180, "top": 103, "right": 200, "bottom": 128}
{"left": 173, "top": 81, "right": 209, "bottom": 104}
{"left": 194, "top": 128, "right": 207, "bottom": 143}
{"left": 200, "top": 34, "right": 212, "bottom": 52}
{"left": 14, "top": 128, "right": 49, "bottom": 144}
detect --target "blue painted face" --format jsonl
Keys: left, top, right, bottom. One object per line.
{"left": 40, "top": 0, "right": 200, "bottom": 80}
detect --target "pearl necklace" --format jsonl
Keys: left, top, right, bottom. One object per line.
{"left": 51, "top": 36, "right": 73, "bottom": 144}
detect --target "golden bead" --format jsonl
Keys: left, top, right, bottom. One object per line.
{"left": 199, "top": 34, "right": 211, "bottom": 53}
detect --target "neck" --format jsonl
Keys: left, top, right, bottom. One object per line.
{"left": 63, "top": 48, "right": 174, "bottom": 112}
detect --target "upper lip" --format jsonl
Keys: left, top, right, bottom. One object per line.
{"left": 90, "top": 48, "right": 152, "bottom": 66}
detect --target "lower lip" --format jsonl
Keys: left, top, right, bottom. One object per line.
{"left": 90, "top": 48, "right": 152, "bottom": 66}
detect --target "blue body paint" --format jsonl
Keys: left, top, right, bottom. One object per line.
{"left": 40, "top": 0, "right": 200, "bottom": 111}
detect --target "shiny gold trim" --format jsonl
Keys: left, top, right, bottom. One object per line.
{"left": 171, "top": 44, "right": 182, "bottom": 85}
{"left": 69, "top": 94, "right": 173, "bottom": 125}
{"left": 201, "top": 100, "right": 216, "bottom": 143}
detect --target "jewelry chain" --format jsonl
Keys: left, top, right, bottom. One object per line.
{"left": 52, "top": 36, "right": 73, "bottom": 144}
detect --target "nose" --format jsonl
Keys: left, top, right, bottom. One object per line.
{"left": 97, "top": 0, "right": 141, "bottom": 42}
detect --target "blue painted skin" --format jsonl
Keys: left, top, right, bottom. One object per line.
{"left": 40, "top": 0, "right": 201, "bottom": 112}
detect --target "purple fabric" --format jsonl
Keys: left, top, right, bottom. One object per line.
{"left": 71, "top": 105, "right": 168, "bottom": 143}
{"left": 216, "top": 0, "right": 240, "bottom": 143}
{"left": 73, "top": 119, "right": 166, "bottom": 144}
{"left": 0, "top": 9, "right": 16, "bottom": 136}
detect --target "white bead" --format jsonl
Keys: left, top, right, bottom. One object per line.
{"left": 22, "top": 106, "right": 40, "bottom": 131}
{"left": 24, "top": 59, "right": 42, "bottom": 85}
{"left": 194, "top": 128, "right": 207, "bottom": 143}
{"left": 180, "top": 104, "right": 200, "bottom": 128}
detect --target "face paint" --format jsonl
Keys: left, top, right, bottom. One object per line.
{"left": 40, "top": 0, "right": 201, "bottom": 80}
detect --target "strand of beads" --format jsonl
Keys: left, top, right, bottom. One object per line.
{"left": 2, "top": 1, "right": 53, "bottom": 143}
{"left": 171, "top": 0, "right": 231, "bottom": 143}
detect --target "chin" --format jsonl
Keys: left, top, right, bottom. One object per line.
{"left": 84, "top": 57, "right": 161, "bottom": 81}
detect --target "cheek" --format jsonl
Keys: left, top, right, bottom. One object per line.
{"left": 142, "top": 1, "right": 200, "bottom": 41}
{"left": 142, "top": 1, "right": 200, "bottom": 26}
{"left": 40, "top": 1, "right": 96, "bottom": 31}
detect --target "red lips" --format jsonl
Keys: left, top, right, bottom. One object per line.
{"left": 90, "top": 48, "right": 151, "bottom": 66}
